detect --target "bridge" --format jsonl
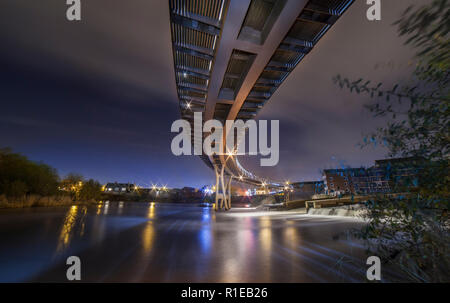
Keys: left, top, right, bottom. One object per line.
{"left": 168, "top": 0, "right": 354, "bottom": 209}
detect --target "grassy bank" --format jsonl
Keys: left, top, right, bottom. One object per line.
{"left": 0, "top": 194, "right": 98, "bottom": 209}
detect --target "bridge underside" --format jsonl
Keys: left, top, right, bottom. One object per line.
{"left": 168, "top": 0, "right": 354, "bottom": 200}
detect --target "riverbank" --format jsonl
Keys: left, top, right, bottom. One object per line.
{"left": 0, "top": 195, "right": 99, "bottom": 209}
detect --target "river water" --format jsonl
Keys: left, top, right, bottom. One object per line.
{"left": 0, "top": 201, "right": 374, "bottom": 282}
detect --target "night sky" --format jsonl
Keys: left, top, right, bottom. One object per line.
{"left": 0, "top": 0, "right": 426, "bottom": 188}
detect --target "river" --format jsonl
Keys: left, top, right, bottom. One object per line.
{"left": 0, "top": 201, "right": 375, "bottom": 282}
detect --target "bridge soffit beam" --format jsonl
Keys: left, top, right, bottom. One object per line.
{"left": 303, "top": 5, "right": 339, "bottom": 17}
{"left": 256, "top": 78, "right": 281, "bottom": 85}
{"left": 264, "top": 65, "right": 291, "bottom": 72}
{"left": 173, "top": 42, "right": 214, "bottom": 57}
{"left": 171, "top": 13, "right": 220, "bottom": 36}
{"left": 222, "top": 72, "right": 241, "bottom": 80}
{"left": 267, "top": 60, "right": 293, "bottom": 68}
{"left": 177, "top": 81, "right": 208, "bottom": 91}
{"left": 282, "top": 37, "right": 314, "bottom": 49}
{"left": 175, "top": 65, "right": 210, "bottom": 77}
{"left": 178, "top": 86, "right": 208, "bottom": 96}
{"left": 181, "top": 98, "right": 206, "bottom": 106}
{"left": 277, "top": 44, "right": 311, "bottom": 55}
{"left": 253, "top": 81, "right": 278, "bottom": 88}
{"left": 177, "top": 90, "right": 207, "bottom": 100}
{"left": 176, "top": 68, "right": 210, "bottom": 80}
{"left": 179, "top": 95, "right": 207, "bottom": 104}
{"left": 174, "top": 45, "right": 214, "bottom": 61}
{"left": 297, "top": 15, "right": 338, "bottom": 26}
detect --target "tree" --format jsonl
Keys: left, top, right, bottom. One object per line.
{"left": 79, "top": 179, "right": 102, "bottom": 201}
{"left": 0, "top": 148, "right": 59, "bottom": 198}
{"left": 60, "top": 173, "right": 84, "bottom": 199}
{"left": 335, "top": 0, "right": 449, "bottom": 282}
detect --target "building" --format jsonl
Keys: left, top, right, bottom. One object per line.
{"left": 181, "top": 187, "right": 203, "bottom": 200}
{"left": 104, "top": 182, "right": 137, "bottom": 194}
{"left": 372, "top": 157, "right": 422, "bottom": 192}
{"left": 322, "top": 157, "right": 421, "bottom": 196}
{"left": 322, "top": 168, "right": 365, "bottom": 195}
{"left": 291, "top": 181, "right": 325, "bottom": 199}
{"left": 292, "top": 181, "right": 324, "bottom": 194}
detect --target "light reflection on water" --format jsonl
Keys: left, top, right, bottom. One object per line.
{"left": 259, "top": 228, "right": 272, "bottom": 277}
{"left": 142, "top": 203, "right": 156, "bottom": 254}
{"left": 96, "top": 201, "right": 102, "bottom": 215}
{"left": 56, "top": 205, "right": 87, "bottom": 253}
{"left": 147, "top": 202, "right": 156, "bottom": 219}
{"left": 284, "top": 225, "right": 299, "bottom": 248}
{"left": 103, "top": 201, "right": 109, "bottom": 215}
{"left": 0, "top": 202, "right": 370, "bottom": 282}
{"left": 142, "top": 221, "right": 155, "bottom": 254}
{"left": 199, "top": 208, "right": 213, "bottom": 254}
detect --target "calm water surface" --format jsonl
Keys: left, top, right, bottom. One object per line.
{"left": 0, "top": 202, "right": 373, "bottom": 282}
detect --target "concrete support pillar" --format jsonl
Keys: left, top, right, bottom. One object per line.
{"left": 214, "top": 164, "right": 227, "bottom": 211}
{"left": 220, "top": 166, "right": 227, "bottom": 210}
{"left": 227, "top": 175, "right": 233, "bottom": 210}
{"left": 214, "top": 164, "right": 233, "bottom": 211}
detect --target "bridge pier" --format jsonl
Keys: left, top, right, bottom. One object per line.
{"left": 214, "top": 164, "right": 231, "bottom": 211}
{"left": 227, "top": 175, "right": 233, "bottom": 209}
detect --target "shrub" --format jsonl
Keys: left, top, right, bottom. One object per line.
{"left": 0, "top": 148, "right": 59, "bottom": 198}
{"left": 79, "top": 179, "right": 102, "bottom": 201}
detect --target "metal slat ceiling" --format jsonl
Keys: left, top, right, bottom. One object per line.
{"left": 237, "top": 0, "right": 354, "bottom": 126}
{"left": 170, "top": 0, "right": 227, "bottom": 170}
